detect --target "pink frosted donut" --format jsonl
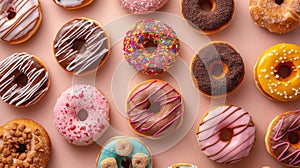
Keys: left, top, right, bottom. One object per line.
{"left": 117, "top": 0, "right": 169, "bottom": 14}
{"left": 53, "top": 84, "right": 110, "bottom": 146}
{"left": 196, "top": 105, "right": 255, "bottom": 164}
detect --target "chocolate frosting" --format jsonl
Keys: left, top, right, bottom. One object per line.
{"left": 181, "top": 0, "right": 234, "bottom": 32}
{"left": 191, "top": 42, "right": 244, "bottom": 96}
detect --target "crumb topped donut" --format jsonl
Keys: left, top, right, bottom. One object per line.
{"left": 53, "top": 17, "right": 110, "bottom": 75}
{"left": 0, "top": 0, "right": 42, "bottom": 44}
{"left": 0, "top": 53, "right": 50, "bottom": 107}
{"left": 265, "top": 110, "right": 300, "bottom": 167}
{"left": 254, "top": 43, "right": 300, "bottom": 102}
{"left": 97, "top": 136, "right": 152, "bottom": 168}
{"left": 53, "top": 84, "right": 110, "bottom": 146}
{"left": 197, "top": 105, "right": 255, "bottom": 164}
{"left": 249, "top": 0, "right": 300, "bottom": 34}
{"left": 0, "top": 119, "right": 51, "bottom": 168}
{"left": 191, "top": 41, "right": 245, "bottom": 97}
{"left": 127, "top": 79, "right": 183, "bottom": 139}
{"left": 117, "top": 0, "right": 169, "bottom": 14}
{"left": 53, "top": 0, "right": 94, "bottom": 10}
{"left": 181, "top": 0, "right": 235, "bottom": 34}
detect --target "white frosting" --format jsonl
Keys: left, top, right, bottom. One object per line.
{"left": 55, "top": 0, "right": 84, "bottom": 7}
{"left": 0, "top": 53, "right": 49, "bottom": 106}
{"left": 0, "top": 0, "right": 40, "bottom": 42}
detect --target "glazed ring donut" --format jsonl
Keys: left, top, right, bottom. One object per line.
{"left": 126, "top": 79, "right": 183, "bottom": 139}
{"left": 168, "top": 163, "right": 198, "bottom": 168}
{"left": 197, "top": 105, "right": 255, "bottom": 164}
{"left": 117, "top": 0, "right": 169, "bottom": 14}
{"left": 97, "top": 136, "right": 152, "bottom": 168}
{"left": 254, "top": 43, "right": 300, "bottom": 102}
{"left": 181, "top": 0, "right": 235, "bottom": 34}
{"left": 53, "top": 84, "right": 110, "bottom": 146}
{"left": 191, "top": 41, "right": 245, "bottom": 97}
{"left": 53, "top": 0, "right": 93, "bottom": 10}
{"left": 0, "top": 0, "right": 42, "bottom": 44}
{"left": 53, "top": 17, "right": 110, "bottom": 75}
{"left": 265, "top": 110, "right": 300, "bottom": 167}
{"left": 249, "top": 0, "right": 300, "bottom": 34}
{"left": 123, "top": 19, "right": 180, "bottom": 76}
{"left": 0, "top": 53, "right": 50, "bottom": 107}
{"left": 0, "top": 119, "right": 51, "bottom": 167}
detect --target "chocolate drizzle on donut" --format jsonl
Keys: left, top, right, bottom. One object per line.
{"left": 181, "top": 0, "right": 234, "bottom": 32}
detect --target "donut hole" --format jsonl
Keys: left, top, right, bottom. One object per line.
{"left": 15, "top": 73, "right": 28, "bottom": 87}
{"left": 72, "top": 39, "right": 86, "bottom": 53}
{"left": 275, "top": 62, "right": 294, "bottom": 80}
{"left": 7, "top": 8, "right": 16, "bottom": 20}
{"left": 275, "top": 0, "right": 284, "bottom": 5}
{"left": 145, "top": 97, "right": 161, "bottom": 113}
{"left": 77, "top": 109, "right": 88, "bottom": 121}
{"left": 120, "top": 158, "right": 132, "bottom": 168}
{"left": 198, "top": 0, "right": 214, "bottom": 12}
{"left": 209, "top": 61, "right": 228, "bottom": 79}
{"left": 16, "top": 144, "right": 27, "bottom": 153}
{"left": 288, "top": 131, "right": 299, "bottom": 144}
{"left": 220, "top": 128, "right": 234, "bottom": 142}
{"left": 144, "top": 40, "right": 157, "bottom": 53}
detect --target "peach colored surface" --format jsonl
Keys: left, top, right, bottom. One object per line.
{"left": 0, "top": 0, "right": 299, "bottom": 168}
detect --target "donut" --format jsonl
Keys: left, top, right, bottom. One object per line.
{"left": 0, "top": 0, "right": 42, "bottom": 44}
{"left": 123, "top": 19, "right": 180, "bottom": 76}
{"left": 254, "top": 43, "right": 300, "bottom": 102}
{"left": 96, "top": 136, "right": 152, "bottom": 168}
{"left": 181, "top": 0, "right": 235, "bottom": 34}
{"left": 0, "top": 118, "right": 51, "bottom": 167}
{"left": 116, "top": 0, "right": 169, "bottom": 14}
{"left": 53, "top": 84, "right": 110, "bottom": 146}
{"left": 191, "top": 41, "right": 245, "bottom": 97}
{"left": 0, "top": 52, "right": 50, "bottom": 107}
{"left": 249, "top": 0, "right": 300, "bottom": 34}
{"left": 196, "top": 105, "right": 255, "bottom": 164}
{"left": 53, "top": 0, "right": 93, "bottom": 10}
{"left": 265, "top": 110, "right": 300, "bottom": 167}
{"left": 53, "top": 17, "right": 110, "bottom": 75}
{"left": 168, "top": 163, "right": 198, "bottom": 168}
{"left": 126, "top": 79, "right": 183, "bottom": 139}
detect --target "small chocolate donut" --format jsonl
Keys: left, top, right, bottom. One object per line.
{"left": 181, "top": 0, "right": 235, "bottom": 34}
{"left": 191, "top": 42, "right": 244, "bottom": 97}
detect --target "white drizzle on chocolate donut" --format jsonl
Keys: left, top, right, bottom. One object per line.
{"left": 0, "top": 53, "right": 49, "bottom": 107}
{"left": 53, "top": 18, "right": 109, "bottom": 75}
{"left": 0, "top": 0, "right": 41, "bottom": 43}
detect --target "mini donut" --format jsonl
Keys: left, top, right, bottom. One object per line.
{"left": 53, "top": 0, "right": 94, "bottom": 10}
{"left": 123, "top": 19, "right": 180, "bottom": 76}
{"left": 197, "top": 105, "right": 255, "bottom": 164}
{"left": 53, "top": 17, "right": 110, "bottom": 75}
{"left": 96, "top": 136, "right": 152, "bottom": 168}
{"left": 265, "top": 110, "right": 300, "bottom": 167}
{"left": 117, "top": 0, "right": 169, "bottom": 14}
{"left": 168, "top": 163, "right": 198, "bottom": 168}
{"left": 249, "top": 0, "right": 300, "bottom": 34}
{"left": 0, "top": 118, "right": 51, "bottom": 167}
{"left": 191, "top": 41, "right": 245, "bottom": 97}
{"left": 0, "top": 0, "right": 42, "bottom": 44}
{"left": 181, "top": 0, "right": 235, "bottom": 34}
{"left": 126, "top": 79, "right": 183, "bottom": 139}
{"left": 53, "top": 84, "right": 110, "bottom": 146}
{"left": 254, "top": 43, "right": 300, "bottom": 102}
{"left": 0, "top": 52, "right": 50, "bottom": 107}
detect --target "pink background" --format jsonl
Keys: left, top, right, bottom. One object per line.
{"left": 0, "top": 0, "right": 299, "bottom": 167}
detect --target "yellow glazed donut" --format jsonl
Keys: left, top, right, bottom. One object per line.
{"left": 254, "top": 43, "right": 300, "bottom": 102}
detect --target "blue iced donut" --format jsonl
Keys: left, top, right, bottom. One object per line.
{"left": 97, "top": 136, "right": 152, "bottom": 168}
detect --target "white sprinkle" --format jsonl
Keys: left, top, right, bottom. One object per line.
{"left": 265, "top": 75, "right": 270, "bottom": 78}
{"left": 261, "top": 69, "right": 267, "bottom": 72}
{"left": 275, "top": 75, "right": 280, "bottom": 79}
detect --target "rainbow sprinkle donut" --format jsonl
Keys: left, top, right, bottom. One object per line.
{"left": 123, "top": 19, "right": 180, "bottom": 76}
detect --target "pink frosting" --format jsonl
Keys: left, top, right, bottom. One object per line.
{"left": 53, "top": 85, "right": 110, "bottom": 146}
{"left": 197, "top": 105, "right": 255, "bottom": 163}
{"left": 117, "top": 0, "right": 169, "bottom": 14}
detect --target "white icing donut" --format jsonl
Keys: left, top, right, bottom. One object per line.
{"left": 0, "top": 0, "right": 41, "bottom": 44}
{"left": 54, "top": 0, "right": 93, "bottom": 9}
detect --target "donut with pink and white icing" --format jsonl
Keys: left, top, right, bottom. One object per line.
{"left": 117, "top": 0, "right": 169, "bottom": 14}
{"left": 53, "top": 0, "right": 94, "bottom": 10}
{"left": 197, "top": 105, "right": 255, "bottom": 164}
{"left": 0, "top": 0, "right": 42, "bottom": 44}
{"left": 53, "top": 84, "right": 110, "bottom": 146}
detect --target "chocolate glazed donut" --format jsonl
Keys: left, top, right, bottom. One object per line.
{"left": 191, "top": 42, "right": 244, "bottom": 97}
{"left": 181, "top": 0, "right": 235, "bottom": 34}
